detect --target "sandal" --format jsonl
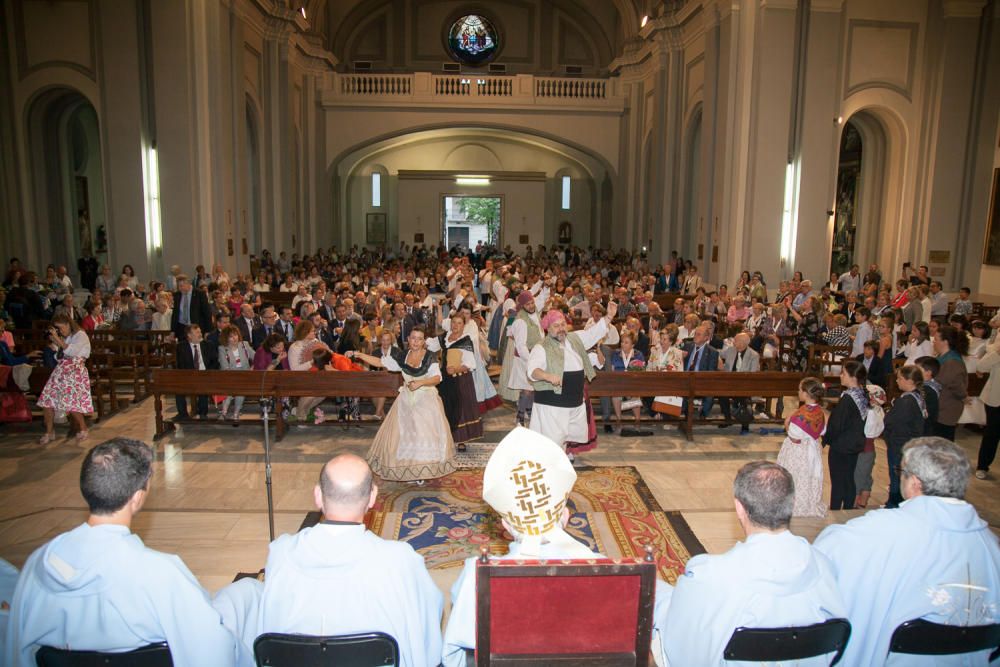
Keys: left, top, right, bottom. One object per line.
{"left": 75, "top": 431, "right": 89, "bottom": 442}
{"left": 38, "top": 432, "right": 56, "bottom": 445}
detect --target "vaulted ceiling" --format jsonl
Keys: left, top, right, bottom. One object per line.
{"left": 302, "top": 0, "right": 650, "bottom": 74}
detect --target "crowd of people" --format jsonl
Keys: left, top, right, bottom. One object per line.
{"left": 1, "top": 243, "right": 999, "bottom": 664}
{"left": 2, "top": 244, "right": 998, "bottom": 492}
{"left": 2, "top": 430, "right": 998, "bottom": 666}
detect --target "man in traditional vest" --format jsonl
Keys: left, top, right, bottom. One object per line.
{"left": 506, "top": 289, "right": 546, "bottom": 425}
{"left": 528, "top": 301, "right": 617, "bottom": 453}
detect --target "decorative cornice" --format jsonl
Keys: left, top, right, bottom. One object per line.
{"left": 759, "top": 0, "right": 798, "bottom": 10}
{"left": 810, "top": 0, "right": 845, "bottom": 13}
{"left": 941, "top": 0, "right": 986, "bottom": 19}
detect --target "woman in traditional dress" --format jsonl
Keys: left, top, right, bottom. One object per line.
{"left": 448, "top": 301, "right": 502, "bottom": 414}
{"left": 775, "top": 377, "right": 827, "bottom": 517}
{"left": 426, "top": 311, "right": 484, "bottom": 451}
{"left": 38, "top": 314, "right": 93, "bottom": 443}
{"left": 349, "top": 326, "right": 456, "bottom": 483}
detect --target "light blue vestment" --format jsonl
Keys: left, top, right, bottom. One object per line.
{"left": 661, "top": 530, "right": 846, "bottom": 666}
{"left": 4, "top": 523, "right": 252, "bottom": 667}
{"left": 441, "top": 532, "right": 672, "bottom": 667}
{"left": 815, "top": 495, "right": 1000, "bottom": 666}
{"left": 253, "top": 523, "right": 443, "bottom": 667}
{"left": 0, "top": 558, "right": 18, "bottom": 660}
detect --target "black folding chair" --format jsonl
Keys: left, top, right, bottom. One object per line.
{"left": 35, "top": 642, "right": 172, "bottom": 666}
{"left": 889, "top": 618, "right": 1000, "bottom": 662}
{"left": 723, "top": 618, "right": 851, "bottom": 665}
{"left": 253, "top": 632, "right": 399, "bottom": 667}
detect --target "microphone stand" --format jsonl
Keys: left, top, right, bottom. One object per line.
{"left": 259, "top": 370, "right": 275, "bottom": 542}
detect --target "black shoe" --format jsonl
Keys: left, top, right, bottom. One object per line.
{"left": 603, "top": 424, "right": 613, "bottom": 433}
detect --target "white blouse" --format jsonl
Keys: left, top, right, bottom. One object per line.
{"left": 64, "top": 331, "right": 91, "bottom": 360}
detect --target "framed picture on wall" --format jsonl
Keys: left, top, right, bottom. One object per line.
{"left": 414, "top": 233, "right": 424, "bottom": 244}
{"left": 985, "top": 168, "right": 1000, "bottom": 266}
{"left": 366, "top": 213, "right": 387, "bottom": 245}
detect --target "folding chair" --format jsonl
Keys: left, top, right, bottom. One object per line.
{"left": 723, "top": 619, "right": 851, "bottom": 665}
{"left": 35, "top": 642, "right": 172, "bottom": 666}
{"left": 888, "top": 618, "right": 1000, "bottom": 662}
{"left": 253, "top": 631, "right": 399, "bottom": 667}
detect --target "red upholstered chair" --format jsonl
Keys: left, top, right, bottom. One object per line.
{"left": 474, "top": 546, "right": 657, "bottom": 666}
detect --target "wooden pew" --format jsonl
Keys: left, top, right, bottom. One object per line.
{"left": 150, "top": 370, "right": 402, "bottom": 440}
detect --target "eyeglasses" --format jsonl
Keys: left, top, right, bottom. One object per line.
{"left": 893, "top": 466, "right": 913, "bottom": 477}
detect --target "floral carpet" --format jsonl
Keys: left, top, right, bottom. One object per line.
{"left": 299, "top": 466, "right": 705, "bottom": 584}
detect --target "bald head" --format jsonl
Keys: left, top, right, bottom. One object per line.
{"left": 315, "top": 453, "right": 376, "bottom": 521}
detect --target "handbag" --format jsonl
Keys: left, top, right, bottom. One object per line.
{"left": 652, "top": 395, "right": 683, "bottom": 416}
{"left": 733, "top": 399, "right": 754, "bottom": 425}
{"left": 958, "top": 397, "right": 987, "bottom": 426}
{"left": 620, "top": 398, "right": 643, "bottom": 411}
{"left": 864, "top": 405, "right": 885, "bottom": 438}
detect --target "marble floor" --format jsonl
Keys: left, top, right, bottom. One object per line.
{"left": 0, "top": 398, "right": 997, "bottom": 599}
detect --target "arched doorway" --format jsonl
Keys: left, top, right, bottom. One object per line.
{"left": 830, "top": 109, "right": 894, "bottom": 278}
{"left": 25, "top": 88, "right": 107, "bottom": 279}
{"left": 830, "top": 121, "right": 863, "bottom": 276}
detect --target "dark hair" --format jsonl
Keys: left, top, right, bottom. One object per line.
{"left": 339, "top": 318, "right": 362, "bottom": 352}
{"left": 947, "top": 314, "right": 968, "bottom": 331}
{"left": 911, "top": 321, "right": 930, "bottom": 341}
{"left": 184, "top": 324, "right": 202, "bottom": 337}
{"left": 264, "top": 333, "right": 286, "bottom": 351}
{"left": 856, "top": 306, "right": 870, "bottom": 320}
{"left": 863, "top": 339, "right": 879, "bottom": 352}
{"left": 915, "top": 355, "right": 940, "bottom": 378}
{"left": 80, "top": 438, "right": 154, "bottom": 515}
{"left": 312, "top": 348, "right": 332, "bottom": 369}
{"left": 799, "top": 377, "right": 825, "bottom": 404}
{"left": 959, "top": 287, "right": 971, "bottom": 295}
{"left": 842, "top": 359, "right": 868, "bottom": 395}
{"left": 733, "top": 461, "right": 794, "bottom": 530}
{"left": 897, "top": 364, "right": 924, "bottom": 387}
{"left": 936, "top": 325, "right": 969, "bottom": 355}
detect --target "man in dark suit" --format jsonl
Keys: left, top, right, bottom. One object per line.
{"left": 309, "top": 312, "right": 337, "bottom": 350}
{"left": 174, "top": 324, "right": 218, "bottom": 420}
{"left": 682, "top": 323, "right": 722, "bottom": 419}
{"left": 235, "top": 304, "right": 260, "bottom": 344}
{"left": 392, "top": 302, "right": 420, "bottom": 349}
{"left": 402, "top": 293, "right": 425, "bottom": 325}
{"left": 276, "top": 306, "right": 296, "bottom": 342}
{"left": 319, "top": 294, "right": 339, "bottom": 324}
{"left": 172, "top": 275, "right": 212, "bottom": 339}
{"left": 252, "top": 306, "right": 278, "bottom": 350}
{"left": 857, "top": 340, "right": 888, "bottom": 389}
{"left": 205, "top": 313, "right": 230, "bottom": 350}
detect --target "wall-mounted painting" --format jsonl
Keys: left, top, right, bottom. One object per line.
{"left": 985, "top": 169, "right": 1000, "bottom": 266}
{"left": 366, "top": 213, "right": 387, "bottom": 245}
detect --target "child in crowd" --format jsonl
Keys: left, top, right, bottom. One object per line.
{"left": 824, "top": 360, "right": 869, "bottom": 511}
{"left": 853, "top": 384, "right": 886, "bottom": 509}
{"left": 775, "top": 377, "right": 827, "bottom": 517}
{"left": 882, "top": 366, "right": 929, "bottom": 508}
{"left": 914, "top": 356, "right": 941, "bottom": 434}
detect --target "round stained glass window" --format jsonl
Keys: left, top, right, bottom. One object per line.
{"left": 446, "top": 14, "right": 500, "bottom": 66}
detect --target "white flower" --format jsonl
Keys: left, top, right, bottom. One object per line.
{"left": 927, "top": 587, "right": 953, "bottom": 607}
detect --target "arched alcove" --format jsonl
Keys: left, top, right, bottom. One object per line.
{"left": 25, "top": 87, "right": 107, "bottom": 277}
{"left": 833, "top": 108, "right": 898, "bottom": 276}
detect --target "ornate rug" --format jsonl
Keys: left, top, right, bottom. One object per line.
{"left": 299, "top": 466, "right": 705, "bottom": 584}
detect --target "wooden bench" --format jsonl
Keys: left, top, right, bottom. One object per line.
{"left": 89, "top": 339, "right": 151, "bottom": 401}
{"left": 150, "top": 370, "right": 402, "bottom": 440}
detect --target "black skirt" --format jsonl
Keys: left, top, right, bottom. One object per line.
{"left": 438, "top": 371, "right": 483, "bottom": 443}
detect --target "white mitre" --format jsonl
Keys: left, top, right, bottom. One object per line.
{"left": 482, "top": 427, "right": 578, "bottom": 556}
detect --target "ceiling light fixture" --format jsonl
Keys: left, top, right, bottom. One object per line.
{"left": 456, "top": 177, "right": 490, "bottom": 186}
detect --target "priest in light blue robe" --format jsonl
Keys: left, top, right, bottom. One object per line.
{"left": 251, "top": 453, "right": 443, "bottom": 667}
{"left": 0, "top": 558, "right": 18, "bottom": 660}
{"left": 4, "top": 438, "right": 254, "bottom": 667}
{"left": 659, "top": 461, "right": 847, "bottom": 666}
{"left": 442, "top": 427, "right": 671, "bottom": 667}
{"left": 815, "top": 436, "right": 1000, "bottom": 666}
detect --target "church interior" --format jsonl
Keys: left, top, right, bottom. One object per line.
{"left": 1, "top": 0, "right": 1000, "bottom": 664}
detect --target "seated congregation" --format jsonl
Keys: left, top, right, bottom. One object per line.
{"left": 2, "top": 430, "right": 999, "bottom": 666}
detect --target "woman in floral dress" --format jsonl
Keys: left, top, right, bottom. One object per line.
{"left": 38, "top": 314, "right": 93, "bottom": 443}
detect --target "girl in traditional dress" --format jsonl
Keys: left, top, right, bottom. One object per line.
{"left": 426, "top": 311, "right": 484, "bottom": 451}
{"left": 349, "top": 326, "right": 456, "bottom": 483}
{"left": 38, "top": 315, "right": 93, "bottom": 444}
{"left": 217, "top": 325, "right": 254, "bottom": 424}
{"left": 776, "top": 377, "right": 827, "bottom": 517}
